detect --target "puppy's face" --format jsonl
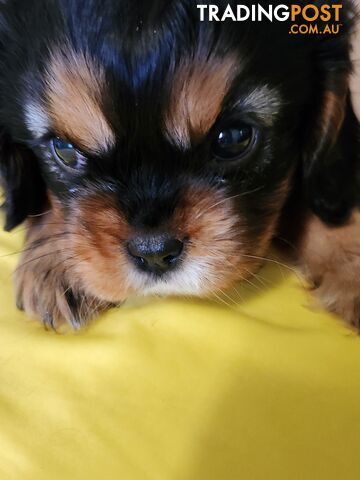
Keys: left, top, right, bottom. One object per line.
{"left": 0, "top": 0, "right": 354, "bottom": 309}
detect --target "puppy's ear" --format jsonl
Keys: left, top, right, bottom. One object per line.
{"left": 303, "top": 29, "right": 360, "bottom": 225}
{"left": 0, "top": 127, "right": 46, "bottom": 231}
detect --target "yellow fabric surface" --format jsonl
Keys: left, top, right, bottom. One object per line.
{"left": 1, "top": 225, "right": 360, "bottom": 480}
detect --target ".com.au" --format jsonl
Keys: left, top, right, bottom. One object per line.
{"left": 289, "top": 23, "right": 342, "bottom": 35}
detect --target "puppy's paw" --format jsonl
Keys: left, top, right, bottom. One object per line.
{"left": 299, "top": 212, "right": 360, "bottom": 329}
{"left": 15, "top": 262, "right": 108, "bottom": 329}
{"left": 306, "top": 257, "right": 360, "bottom": 329}
{"left": 13, "top": 224, "right": 113, "bottom": 328}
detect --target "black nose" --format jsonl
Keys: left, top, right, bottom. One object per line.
{"left": 127, "top": 235, "right": 184, "bottom": 275}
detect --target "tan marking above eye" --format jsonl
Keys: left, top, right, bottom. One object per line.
{"left": 164, "top": 54, "right": 240, "bottom": 149}
{"left": 45, "top": 46, "right": 115, "bottom": 153}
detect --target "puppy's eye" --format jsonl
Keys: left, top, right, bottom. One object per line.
{"left": 51, "top": 138, "right": 86, "bottom": 171}
{"left": 212, "top": 125, "right": 254, "bottom": 161}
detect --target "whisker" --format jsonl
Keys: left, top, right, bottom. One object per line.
{"left": 48, "top": 252, "right": 87, "bottom": 276}
{"left": 86, "top": 295, "right": 99, "bottom": 317}
{"left": 241, "top": 253, "right": 306, "bottom": 286}
{"left": 0, "top": 232, "right": 78, "bottom": 259}
{"left": 238, "top": 272, "right": 263, "bottom": 292}
{"left": 194, "top": 186, "right": 264, "bottom": 219}
{"left": 211, "top": 291, "right": 233, "bottom": 308}
{"left": 62, "top": 285, "right": 73, "bottom": 297}
{"left": 193, "top": 251, "right": 300, "bottom": 279}
{"left": 231, "top": 285, "right": 244, "bottom": 303}
{"left": 13, "top": 248, "right": 76, "bottom": 273}
{"left": 13, "top": 220, "right": 120, "bottom": 233}
{"left": 245, "top": 269, "right": 271, "bottom": 288}
{"left": 218, "top": 288, "right": 237, "bottom": 306}
{"left": 274, "top": 235, "right": 299, "bottom": 255}
{"left": 13, "top": 221, "right": 80, "bottom": 233}
{"left": 27, "top": 210, "right": 52, "bottom": 219}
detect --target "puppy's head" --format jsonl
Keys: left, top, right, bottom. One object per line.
{"left": 0, "top": 0, "right": 358, "bottom": 304}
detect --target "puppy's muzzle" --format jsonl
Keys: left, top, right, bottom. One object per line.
{"left": 127, "top": 234, "right": 184, "bottom": 276}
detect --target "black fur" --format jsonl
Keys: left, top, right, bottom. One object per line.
{"left": 0, "top": 127, "right": 46, "bottom": 231}
{"left": 0, "top": 0, "right": 358, "bottom": 233}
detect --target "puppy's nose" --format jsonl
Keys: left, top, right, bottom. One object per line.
{"left": 127, "top": 235, "right": 184, "bottom": 275}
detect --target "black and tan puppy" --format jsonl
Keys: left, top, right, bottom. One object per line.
{"left": 0, "top": 0, "right": 359, "bottom": 328}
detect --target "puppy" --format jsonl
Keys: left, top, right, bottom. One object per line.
{"left": 0, "top": 0, "right": 359, "bottom": 328}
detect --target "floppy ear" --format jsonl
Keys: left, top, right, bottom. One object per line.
{"left": 0, "top": 127, "right": 46, "bottom": 231}
{"left": 303, "top": 30, "right": 360, "bottom": 225}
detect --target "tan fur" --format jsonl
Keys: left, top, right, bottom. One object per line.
{"left": 298, "top": 210, "right": 360, "bottom": 328}
{"left": 165, "top": 54, "right": 239, "bottom": 149}
{"left": 45, "top": 47, "right": 115, "bottom": 153}
{"left": 321, "top": 89, "right": 347, "bottom": 142}
{"left": 63, "top": 194, "right": 132, "bottom": 302}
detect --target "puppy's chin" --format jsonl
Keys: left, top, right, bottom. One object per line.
{"left": 127, "top": 261, "right": 220, "bottom": 297}
{"left": 125, "top": 260, "right": 234, "bottom": 298}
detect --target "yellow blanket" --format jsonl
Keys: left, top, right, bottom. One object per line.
{"left": 1, "top": 224, "right": 360, "bottom": 480}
